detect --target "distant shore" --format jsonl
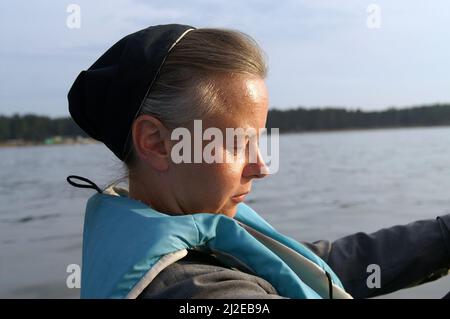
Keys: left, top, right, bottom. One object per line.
{"left": 0, "top": 136, "right": 98, "bottom": 148}
{"left": 1, "top": 125, "right": 450, "bottom": 148}
{"left": 2, "top": 104, "right": 450, "bottom": 148}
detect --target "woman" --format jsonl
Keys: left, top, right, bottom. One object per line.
{"left": 67, "top": 24, "right": 450, "bottom": 299}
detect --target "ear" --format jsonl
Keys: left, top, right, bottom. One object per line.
{"left": 131, "top": 114, "right": 171, "bottom": 171}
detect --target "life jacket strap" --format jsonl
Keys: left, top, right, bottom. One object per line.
{"left": 66, "top": 175, "right": 103, "bottom": 194}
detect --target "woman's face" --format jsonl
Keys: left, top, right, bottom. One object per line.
{"left": 168, "top": 75, "right": 269, "bottom": 217}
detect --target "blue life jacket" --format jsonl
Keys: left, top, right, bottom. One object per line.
{"left": 80, "top": 186, "right": 352, "bottom": 299}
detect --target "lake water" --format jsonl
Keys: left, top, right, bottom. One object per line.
{"left": 1, "top": 126, "right": 449, "bottom": 298}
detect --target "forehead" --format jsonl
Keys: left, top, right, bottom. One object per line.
{"left": 211, "top": 74, "right": 269, "bottom": 129}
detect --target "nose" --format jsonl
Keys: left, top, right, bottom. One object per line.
{"left": 242, "top": 148, "right": 269, "bottom": 180}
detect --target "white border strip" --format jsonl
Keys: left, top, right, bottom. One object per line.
{"left": 126, "top": 249, "right": 188, "bottom": 299}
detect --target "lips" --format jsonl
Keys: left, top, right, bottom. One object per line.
{"left": 231, "top": 191, "right": 249, "bottom": 203}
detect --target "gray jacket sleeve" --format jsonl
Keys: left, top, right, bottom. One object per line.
{"left": 303, "top": 214, "right": 450, "bottom": 298}
{"left": 137, "top": 259, "right": 286, "bottom": 299}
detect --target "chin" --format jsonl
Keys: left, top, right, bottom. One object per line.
{"left": 222, "top": 205, "right": 238, "bottom": 218}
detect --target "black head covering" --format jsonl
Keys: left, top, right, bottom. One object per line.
{"left": 68, "top": 24, "right": 195, "bottom": 161}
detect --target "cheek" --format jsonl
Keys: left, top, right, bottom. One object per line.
{"left": 187, "top": 144, "right": 246, "bottom": 188}
{"left": 201, "top": 162, "right": 243, "bottom": 191}
{"left": 193, "top": 164, "right": 243, "bottom": 214}
{"left": 175, "top": 162, "right": 242, "bottom": 191}
{"left": 197, "top": 165, "right": 245, "bottom": 209}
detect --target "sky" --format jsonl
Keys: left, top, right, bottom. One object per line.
{"left": 0, "top": 0, "right": 449, "bottom": 117}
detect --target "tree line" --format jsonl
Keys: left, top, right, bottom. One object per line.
{"left": 0, "top": 114, "right": 87, "bottom": 142}
{"left": 266, "top": 104, "right": 450, "bottom": 133}
{"left": 1, "top": 104, "right": 450, "bottom": 142}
